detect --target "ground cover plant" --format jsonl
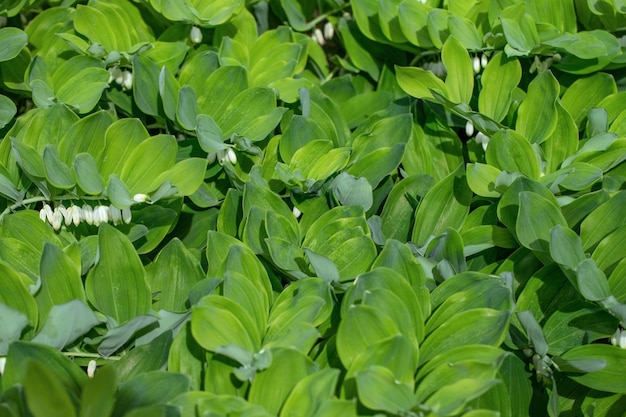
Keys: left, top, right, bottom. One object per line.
{"left": 1, "top": 0, "right": 626, "bottom": 415}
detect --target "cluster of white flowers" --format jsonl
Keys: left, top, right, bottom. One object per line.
{"left": 311, "top": 22, "right": 334, "bottom": 46}
{"left": 39, "top": 203, "right": 132, "bottom": 230}
{"left": 465, "top": 120, "right": 490, "bottom": 151}
{"left": 611, "top": 327, "right": 626, "bottom": 349}
{"left": 207, "top": 148, "right": 237, "bottom": 165}
{"left": 108, "top": 67, "right": 133, "bottom": 90}
{"left": 472, "top": 54, "right": 489, "bottom": 74}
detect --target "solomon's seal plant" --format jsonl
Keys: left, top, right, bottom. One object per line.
{"left": 2, "top": 0, "right": 626, "bottom": 416}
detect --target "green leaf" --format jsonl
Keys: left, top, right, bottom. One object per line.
{"left": 3, "top": 341, "right": 87, "bottom": 394}
{"left": 133, "top": 54, "right": 161, "bottom": 117}
{"left": 478, "top": 52, "right": 522, "bottom": 123}
{"left": 74, "top": 0, "right": 153, "bottom": 52}
{"left": 52, "top": 56, "right": 110, "bottom": 114}
{"left": 32, "top": 300, "right": 102, "bottom": 350}
{"left": 550, "top": 225, "right": 585, "bottom": 270}
{"left": 426, "top": 378, "right": 500, "bottom": 416}
{"left": 80, "top": 365, "right": 117, "bottom": 417}
{"left": 191, "top": 295, "right": 260, "bottom": 353}
{"left": 442, "top": 36, "right": 473, "bottom": 104}
{"left": 147, "top": 238, "right": 204, "bottom": 312}
{"left": 85, "top": 224, "right": 151, "bottom": 323}
{"left": 120, "top": 134, "right": 177, "bottom": 194}
{"left": 560, "top": 345, "right": 626, "bottom": 393}
{"left": 35, "top": 242, "right": 84, "bottom": 323}
{"left": 515, "top": 70, "right": 559, "bottom": 144}
{"left": 541, "top": 101, "right": 580, "bottom": 174}
{"left": 516, "top": 191, "right": 568, "bottom": 252}
{"left": 0, "top": 27, "right": 28, "bottom": 62}
{"left": 0, "top": 95, "right": 17, "bottom": 130}
{"left": 0, "top": 262, "right": 38, "bottom": 338}
{"left": 580, "top": 190, "right": 626, "bottom": 251}
{"left": 500, "top": 4, "right": 540, "bottom": 55}
{"left": 467, "top": 163, "right": 502, "bottom": 198}
{"left": 112, "top": 371, "right": 190, "bottom": 417}
{"left": 74, "top": 153, "right": 105, "bottom": 195}
{"left": 412, "top": 164, "right": 472, "bottom": 246}
{"left": 43, "top": 145, "right": 75, "bottom": 189}
{"left": 419, "top": 308, "right": 510, "bottom": 365}
{"left": 395, "top": 65, "right": 448, "bottom": 100}
{"left": 99, "top": 118, "right": 149, "bottom": 179}
{"left": 0, "top": 303, "right": 29, "bottom": 355}
{"left": 561, "top": 73, "right": 618, "bottom": 130}
{"left": 248, "top": 348, "right": 317, "bottom": 415}
{"left": 355, "top": 366, "right": 415, "bottom": 414}
{"left": 24, "top": 361, "right": 77, "bottom": 417}
{"left": 279, "top": 368, "right": 340, "bottom": 417}
{"left": 576, "top": 259, "right": 611, "bottom": 302}
{"left": 196, "top": 114, "right": 227, "bottom": 153}
{"left": 486, "top": 129, "right": 541, "bottom": 179}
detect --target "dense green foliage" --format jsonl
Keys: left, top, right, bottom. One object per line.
{"left": 1, "top": 0, "right": 626, "bottom": 416}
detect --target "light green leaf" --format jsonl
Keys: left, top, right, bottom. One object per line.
{"left": 355, "top": 366, "right": 415, "bottom": 414}
{"left": 442, "top": 36, "right": 473, "bottom": 104}
{"left": 133, "top": 54, "right": 160, "bottom": 117}
{"left": 561, "top": 73, "right": 618, "bottom": 130}
{"left": 120, "top": 134, "right": 177, "bottom": 194}
{"left": 419, "top": 308, "right": 510, "bottom": 365}
{"left": 467, "top": 163, "right": 502, "bottom": 198}
{"left": 191, "top": 295, "right": 260, "bottom": 353}
{"left": 580, "top": 190, "right": 626, "bottom": 251}
{"left": 486, "top": 130, "right": 541, "bottom": 179}
{"left": 280, "top": 368, "right": 340, "bottom": 417}
{"left": 248, "top": 348, "right": 317, "bottom": 415}
{"left": 395, "top": 65, "right": 448, "bottom": 100}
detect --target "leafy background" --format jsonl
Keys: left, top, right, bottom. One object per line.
{"left": 1, "top": 0, "right": 626, "bottom": 416}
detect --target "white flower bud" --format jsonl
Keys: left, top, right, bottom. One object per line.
{"left": 190, "top": 26, "right": 203, "bottom": 44}
{"left": 82, "top": 205, "right": 93, "bottom": 225}
{"left": 207, "top": 152, "right": 217, "bottom": 164}
{"left": 122, "top": 71, "right": 133, "bottom": 90}
{"left": 39, "top": 207, "right": 47, "bottom": 222}
{"left": 476, "top": 132, "right": 490, "bottom": 151}
{"left": 465, "top": 120, "right": 475, "bottom": 137}
{"left": 133, "top": 193, "right": 149, "bottom": 203}
{"left": 611, "top": 328, "right": 626, "bottom": 349}
{"left": 472, "top": 56, "right": 481, "bottom": 74}
{"left": 97, "top": 205, "right": 109, "bottom": 224}
{"left": 481, "top": 53, "right": 488, "bottom": 69}
{"left": 109, "top": 205, "right": 122, "bottom": 225}
{"left": 87, "top": 360, "right": 97, "bottom": 378}
{"left": 52, "top": 209, "right": 63, "bottom": 231}
{"left": 70, "top": 205, "right": 81, "bottom": 227}
{"left": 292, "top": 206, "right": 302, "bottom": 218}
{"left": 0, "top": 357, "right": 5, "bottom": 375}
{"left": 226, "top": 148, "right": 237, "bottom": 164}
{"left": 122, "top": 207, "right": 132, "bottom": 224}
{"left": 43, "top": 204, "right": 54, "bottom": 224}
{"left": 313, "top": 28, "right": 325, "bottom": 46}
{"left": 323, "top": 22, "right": 334, "bottom": 40}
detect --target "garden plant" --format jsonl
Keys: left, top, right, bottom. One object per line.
{"left": 1, "top": 0, "right": 626, "bottom": 415}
